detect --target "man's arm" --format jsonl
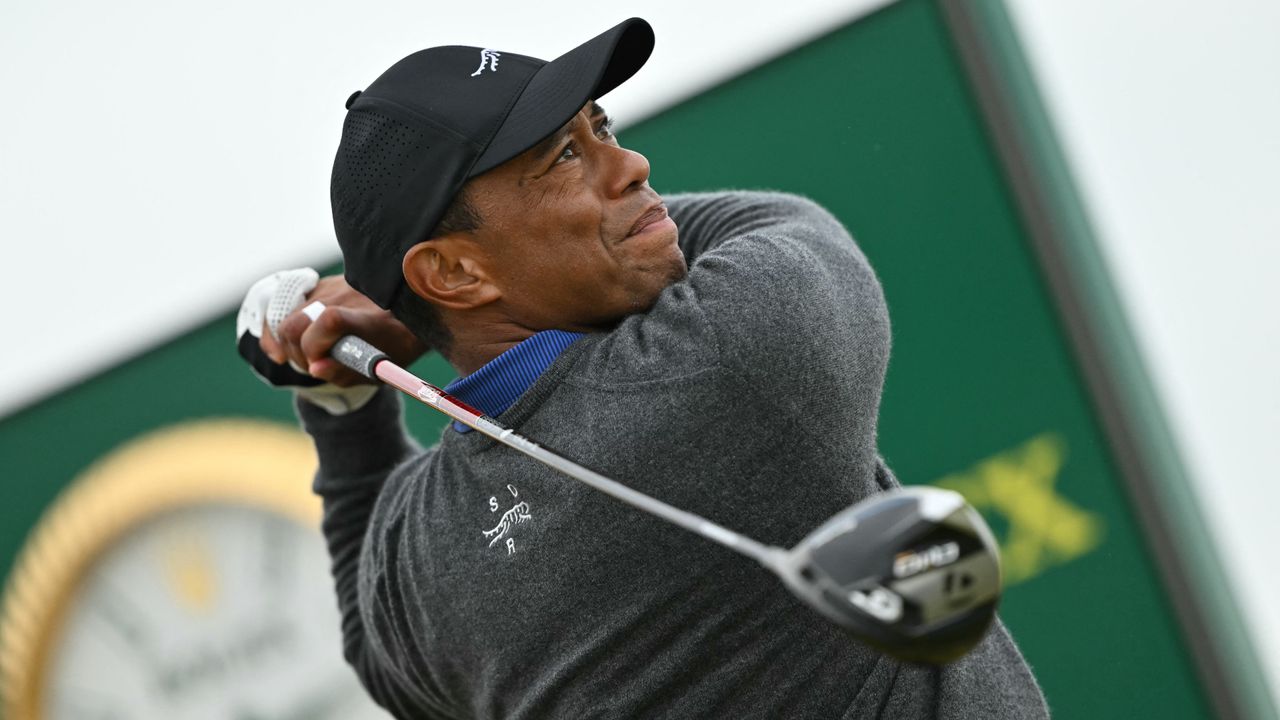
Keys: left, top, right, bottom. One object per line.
{"left": 665, "top": 190, "right": 891, "bottom": 423}
{"left": 296, "top": 387, "right": 447, "bottom": 718}
{"left": 666, "top": 191, "right": 829, "bottom": 263}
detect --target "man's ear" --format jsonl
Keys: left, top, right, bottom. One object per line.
{"left": 402, "top": 235, "right": 501, "bottom": 311}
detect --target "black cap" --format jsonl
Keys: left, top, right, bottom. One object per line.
{"left": 331, "top": 18, "right": 655, "bottom": 309}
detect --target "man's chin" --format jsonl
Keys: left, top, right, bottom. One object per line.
{"left": 629, "top": 257, "right": 690, "bottom": 314}
{"left": 585, "top": 252, "right": 690, "bottom": 327}
{"left": 664, "top": 257, "right": 690, "bottom": 285}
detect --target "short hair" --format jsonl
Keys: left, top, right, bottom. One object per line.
{"left": 388, "top": 184, "right": 483, "bottom": 355}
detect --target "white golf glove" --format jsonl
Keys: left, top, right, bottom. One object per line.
{"left": 236, "top": 268, "right": 378, "bottom": 415}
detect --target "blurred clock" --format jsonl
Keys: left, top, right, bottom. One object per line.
{"left": 0, "top": 420, "right": 391, "bottom": 720}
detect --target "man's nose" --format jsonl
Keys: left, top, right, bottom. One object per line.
{"left": 603, "top": 145, "right": 651, "bottom": 198}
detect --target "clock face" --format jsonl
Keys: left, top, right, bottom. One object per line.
{"left": 44, "top": 503, "right": 389, "bottom": 720}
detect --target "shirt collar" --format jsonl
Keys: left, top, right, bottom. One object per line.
{"left": 443, "top": 330, "right": 584, "bottom": 433}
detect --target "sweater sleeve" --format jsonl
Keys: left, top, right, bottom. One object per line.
{"left": 296, "top": 386, "right": 451, "bottom": 719}
{"left": 667, "top": 190, "right": 892, "bottom": 434}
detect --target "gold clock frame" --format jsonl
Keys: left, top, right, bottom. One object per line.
{"left": 0, "top": 419, "right": 321, "bottom": 720}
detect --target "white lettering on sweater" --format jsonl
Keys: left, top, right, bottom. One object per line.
{"left": 484, "top": 485, "right": 529, "bottom": 555}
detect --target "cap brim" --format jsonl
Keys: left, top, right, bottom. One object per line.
{"left": 470, "top": 18, "right": 654, "bottom": 177}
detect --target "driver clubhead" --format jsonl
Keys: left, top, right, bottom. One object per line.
{"left": 778, "top": 486, "right": 1001, "bottom": 665}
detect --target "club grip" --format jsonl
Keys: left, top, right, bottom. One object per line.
{"left": 332, "top": 335, "right": 388, "bottom": 379}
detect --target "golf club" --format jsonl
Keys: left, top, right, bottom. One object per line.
{"left": 302, "top": 301, "right": 1002, "bottom": 664}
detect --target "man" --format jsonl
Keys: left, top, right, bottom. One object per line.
{"left": 238, "top": 18, "right": 1049, "bottom": 719}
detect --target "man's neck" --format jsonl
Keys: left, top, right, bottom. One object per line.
{"left": 439, "top": 305, "right": 615, "bottom": 376}
{"left": 439, "top": 311, "right": 538, "bottom": 377}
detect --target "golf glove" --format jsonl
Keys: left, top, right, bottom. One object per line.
{"left": 236, "top": 268, "right": 378, "bottom": 415}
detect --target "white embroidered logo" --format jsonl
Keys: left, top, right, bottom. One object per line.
{"left": 471, "top": 49, "right": 500, "bottom": 77}
{"left": 483, "top": 484, "right": 529, "bottom": 555}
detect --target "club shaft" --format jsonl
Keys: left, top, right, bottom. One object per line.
{"left": 366, "top": 353, "right": 782, "bottom": 568}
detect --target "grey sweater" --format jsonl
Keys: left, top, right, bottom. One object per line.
{"left": 299, "top": 192, "right": 1049, "bottom": 719}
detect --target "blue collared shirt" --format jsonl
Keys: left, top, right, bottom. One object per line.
{"left": 443, "top": 330, "right": 585, "bottom": 433}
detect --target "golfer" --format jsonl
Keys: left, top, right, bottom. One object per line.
{"left": 238, "top": 18, "right": 1049, "bottom": 719}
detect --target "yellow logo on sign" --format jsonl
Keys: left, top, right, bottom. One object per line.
{"left": 934, "top": 433, "right": 1103, "bottom": 585}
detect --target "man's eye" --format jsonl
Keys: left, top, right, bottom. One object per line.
{"left": 554, "top": 143, "right": 578, "bottom": 165}
{"left": 596, "top": 121, "right": 616, "bottom": 141}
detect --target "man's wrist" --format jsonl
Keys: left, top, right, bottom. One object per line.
{"left": 295, "top": 383, "right": 380, "bottom": 416}
{"left": 296, "top": 386, "right": 412, "bottom": 477}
